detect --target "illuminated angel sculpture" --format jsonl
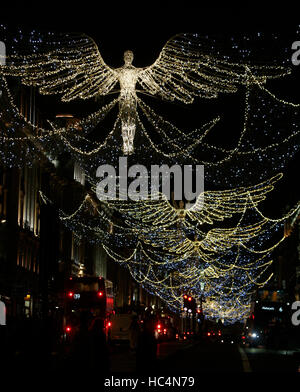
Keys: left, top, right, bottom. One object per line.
{"left": 1, "top": 32, "right": 290, "bottom": 154}
{"left": 104, "top": 173, "right": 283, "bottom": 228}
{"left": 141, "top": 220, "right": 269, "bottom": 257}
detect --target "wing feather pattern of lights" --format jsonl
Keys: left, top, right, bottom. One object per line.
{"left": 0, "top": 29, "right": 296, "bottom": 158}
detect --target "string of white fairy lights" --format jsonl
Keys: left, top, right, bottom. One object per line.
{"left": 105, "top": 241, "right": 275, "bottom": 321}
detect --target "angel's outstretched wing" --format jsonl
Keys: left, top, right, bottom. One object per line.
{"left": 186, "top": 173, "right": 283, "bottom": 224}
{"left": 1, "top": 33, "right": 118, "bottom": 101}
{"left": 138, "top": 33, "right": 290, "bottom": 104}
{"left": 199, "top": 220, "right": 268, "bottom": 252}
{"left": 141, "top": 219, "right": 268, "bottom": 255}
{"left": 105, "top": 192, "right": 180, "bottom": 227}
{"left": 105, "top": 173, "right": 282, "bottom": 227}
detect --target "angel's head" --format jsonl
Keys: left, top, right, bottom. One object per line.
{"left": 124, "top": 50, "right": 134, "bottom": 65}
{"left": 178, "top": 200, "right": 185, "bottom": 209}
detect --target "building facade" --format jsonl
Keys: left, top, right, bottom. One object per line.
{"left": 0, "top": 84, "right": 161, "bottom": 326}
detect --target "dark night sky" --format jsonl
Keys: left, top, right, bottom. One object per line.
{"left": 1, "top": 6, "right": 298, "bottom": 49}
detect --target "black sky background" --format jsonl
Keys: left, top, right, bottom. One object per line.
{"left": 1, "top": 5, "right": 300, "bottom": 217}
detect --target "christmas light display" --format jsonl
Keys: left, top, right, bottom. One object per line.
{"left": 103, "top": 173, "right": 283, "bottom": 228}
{"left": 1, "top": 26, "right": 300, "bottom": 322}
{"left": 42, "top": 186, "right": 299, "bottom": 321}
{"left": 0, "top": 31, "right": 293, "bottom": 154}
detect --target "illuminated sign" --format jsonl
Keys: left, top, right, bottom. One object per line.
{"left": 261, "top": 306, "right": 275, "bottom": 311}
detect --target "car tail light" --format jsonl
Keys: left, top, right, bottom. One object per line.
{"left": 97, "top": 291, "right": 104, "bottom": 297}
{"left": 107, "top": 321, "right": 112, "bottom": 328}
{"left": 66, "top": 326, "right": 72, "bottom": 333}
{"left": 67, "top": 291, "right": 73, "bottom": 298}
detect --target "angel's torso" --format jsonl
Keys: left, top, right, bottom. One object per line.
{"left": 177, "top": 209, "right": 187, "bottom": 219}
{"left": 115, "top": 65, "right": 140, "bottom": 97}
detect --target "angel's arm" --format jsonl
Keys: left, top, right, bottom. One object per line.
{"left": 1, "top": 32, "right": 118, "bottom": 101}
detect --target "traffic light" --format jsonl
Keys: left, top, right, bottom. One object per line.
{"left": 183, "top": 294, "right": 197, "bottom": 312}
{"left": 183, "top": 294, "right": 189, "bottom": 310}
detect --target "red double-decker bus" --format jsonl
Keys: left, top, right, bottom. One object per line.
{"left": 62, "top": 276, "right": 114, "bottom": 341}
